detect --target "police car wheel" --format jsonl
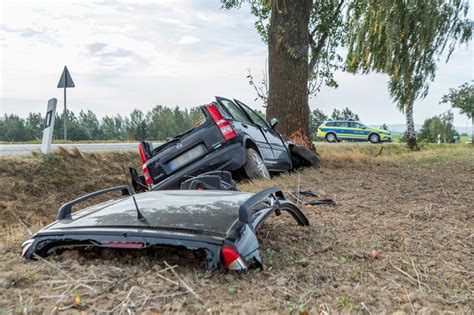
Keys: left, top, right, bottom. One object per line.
{"left": 369, "top": 133, "right": 380, "bottom": 143}
{"left": 326, "top": 133, "right": 337, "bottom": 143}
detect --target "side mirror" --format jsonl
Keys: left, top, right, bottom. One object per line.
{"left": 269, "top": 118, "right": 278, "bottom": 129}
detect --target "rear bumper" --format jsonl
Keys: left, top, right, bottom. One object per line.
{"left": 152, "top": 143, "right": 246, "bottom": 190}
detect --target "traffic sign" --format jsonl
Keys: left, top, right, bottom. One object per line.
{"left": 57, "top": 66, "right": 75, "bottom": 88}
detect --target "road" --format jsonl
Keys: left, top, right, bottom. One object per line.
{"left": 0, "top": 143, "right": 141, "bottom": 156}
{"left": 0, "top": 141, "right": 395, "bottom": 156}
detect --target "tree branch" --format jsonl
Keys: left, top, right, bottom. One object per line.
{"left": 308, "top": 0, "right": 345, "bottom": 73}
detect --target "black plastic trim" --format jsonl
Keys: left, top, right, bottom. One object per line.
{"left": 239, "top": 187, "right": 284, "bottom": 224}
{"left": 56, "top": 186, "right": 133, "bottom": 220}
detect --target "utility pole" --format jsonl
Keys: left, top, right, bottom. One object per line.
{"left": 57, "top": 66, "right": 75, "bottom": 140}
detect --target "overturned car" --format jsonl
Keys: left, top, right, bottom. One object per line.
{"left": 22, "top": 173, "right": 309, "bottom": 271}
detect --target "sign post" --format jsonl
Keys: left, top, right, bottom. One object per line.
{"left": 41, "top": 98, "right": 57, "bottom": 154}
{"left": 57, "top": 66, "right": 75, "bottom": 140}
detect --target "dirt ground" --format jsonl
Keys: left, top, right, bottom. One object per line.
{"left": 0, "top": 144, "right": 473, "bottom": 314}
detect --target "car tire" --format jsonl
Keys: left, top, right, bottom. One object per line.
{"left": 369, "top": 133, "right": 380, "bottom": 143}
{"left": 326, "top": 133, "right": 337, "bottom": 143}
{"left": 290, "top": 145, "right": 320, "bottom": 169}
{"left": 243, "top": 148, "right": 270, "bottom": 180}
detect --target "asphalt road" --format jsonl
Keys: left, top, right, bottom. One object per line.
{"left": 0, "top": 141, "right": 394, "bottom": 156}
{"left": 0, "top": 143, "right": 141, "bottom": 156}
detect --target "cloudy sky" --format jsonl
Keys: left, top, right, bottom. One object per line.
{"left": 1, "top": 0, "right": 473, "bottom": 127}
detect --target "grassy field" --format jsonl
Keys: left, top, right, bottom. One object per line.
{"left": 0, "top": 144, "right": 473, "bottom": 313}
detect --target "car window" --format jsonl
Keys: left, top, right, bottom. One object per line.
{"left": 218, "top": 99, "right": 251, "bottom": 123}
{"left": 336, "top": 122, "right": 349, "bottom": 127}
{"left": 350, "top": 122, "right": 362, "bottom": 128}
{"left": 325, "top": 121, "right": 334, "bottom": 127}
{"left": 235, "top": 101, "right": 268, "bottom": 128}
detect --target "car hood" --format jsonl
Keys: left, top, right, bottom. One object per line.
{"left": 42, "top": 190, "right": 254, "bottom": 237}
{"left": 368, "top": 128, "right": 390, "bottom": 134}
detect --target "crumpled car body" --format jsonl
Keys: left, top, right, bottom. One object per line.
{"left": 22, "top": 186, "right": 309, "bottom": 271}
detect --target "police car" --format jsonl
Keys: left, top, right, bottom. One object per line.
{"left": 317, "top": 119, "right": 392, "bottom": 143}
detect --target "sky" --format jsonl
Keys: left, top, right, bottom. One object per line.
{"left": 1, "top": 0, "right": 473, "bottom": 128}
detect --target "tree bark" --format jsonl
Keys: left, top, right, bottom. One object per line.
{"left": 405, "top": 103, "right": 418, "bottom": 150}
{"left": 267, "top": 0, "right": 313, "bottom": 149}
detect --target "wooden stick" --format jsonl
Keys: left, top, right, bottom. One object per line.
{"left": 411, "top": 259, "right": 422, "bottom": 291}
{"left": 164, "top": 261, "right": 203, "bottom": 303}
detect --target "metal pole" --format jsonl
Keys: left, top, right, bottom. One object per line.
{"left": 64, "top": 86, "right": 67, "bottom": 140}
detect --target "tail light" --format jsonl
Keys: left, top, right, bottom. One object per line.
{"left": 138, "top": 143, "right": 153, "bottom": 186}
{"left": 206, "top": 104, "right": 236, "bottom": 141}
{"left": 222, "top": 245, "right": 247, "bottom": 271}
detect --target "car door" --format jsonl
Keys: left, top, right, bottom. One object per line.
{"left": 215, "top": 97, "right": 274, "bottom": 162}
{"left": 349, "top": 122, "right": 369, "bottom": 140}
{"left": 234, "top": 99, "right": 291, "bottom": 171}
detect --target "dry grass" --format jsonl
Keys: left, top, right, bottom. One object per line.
{"left": 0, "top": 144, "right": 473, "bottom": 313}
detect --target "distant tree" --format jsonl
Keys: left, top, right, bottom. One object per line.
{"left": 330, "top": 107, "right": 359, "bottom": 121}
{"left": 380, "top": 124, "right": 388, "bottom": 131}
{"left": 418, "top": 111, "right": 458, "bottom": 143}
{"left": 25, "top": 112, "right": 44, "bottom": 140}
{"left": 0, "top": 114, "right": 29, "bottom": 141}
{"left": 148, "top": 106, "right": 176, "bottom": 140}
{"left": 346, "top": 0, "right": 471, "bottom": 150}
{"left": 78, "top": 110, "right": 103, "bottom": 140}
{"left": 126, "top": 109, "right": 148, "bottom": 140}
{"left": 441, "top": 81, "right": 473, "bottom": 145}
{"left": 54, "top": 110, "right": 88, "bottom": 141}
{"left": 310, "top": 108, "right": 328, "bottom": 136}
{"left": 102, "top": 115, "right": 125, "bottom": 140}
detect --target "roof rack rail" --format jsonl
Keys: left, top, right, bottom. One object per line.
{"left": 239, "top": 187, "right": 284, "bottom": 224}
{"left": 56, "top": 185, "right": 133, "bottom": 220}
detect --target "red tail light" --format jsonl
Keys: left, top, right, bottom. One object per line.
{"left": 138, "top": 143, "right": 153, "bottom": 186}
{"left": 206, "top": 104, "right": 236, "bottom": 141}
{"left": 222, "top": 245, "right": 247, "bottom": 270}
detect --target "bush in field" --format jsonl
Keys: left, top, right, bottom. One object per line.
{"left": 418, "top": 111, "right": 458, "bottom": 143}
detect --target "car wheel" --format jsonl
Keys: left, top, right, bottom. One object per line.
{"left": 243, "top": 148, "right": 270, "bottom": 180}
{"left": 369, "top": 133, "right": 380, "bottom": 143}
{"left": 326, "top": 133, "right": 337, "bottom": 143}
{"left": 290, "top": 145, "right": 320, "bottom": 169}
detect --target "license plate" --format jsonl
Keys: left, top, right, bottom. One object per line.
{"left": 167, "top": 144, "right": 206, "bottom": 172}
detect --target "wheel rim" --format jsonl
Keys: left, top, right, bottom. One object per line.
{"left": 370, "top": 134, "right": 379, "bottom": 142}
{"left": 327, "top": 134, "right": 335, "bottom": 142}
{"left": 252, "top": 153, "right": 269, "bottom": 178}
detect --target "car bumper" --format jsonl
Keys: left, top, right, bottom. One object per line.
{"left": 152, "top": 143, "right": 246, "bottom": 190}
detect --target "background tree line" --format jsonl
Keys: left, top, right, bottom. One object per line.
{"left": 0, "top": 106, "right": 203, "bottom": 142}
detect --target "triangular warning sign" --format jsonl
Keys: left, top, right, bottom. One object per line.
{"left": 57, "top": 66, "right": 75, "bottom": 88}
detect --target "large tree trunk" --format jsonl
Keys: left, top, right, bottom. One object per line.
{"left": 405, "top": 103, "right": 418, "bottom": 150}
{"left": 267, "top": 0, "right": 313, "bottom": 149}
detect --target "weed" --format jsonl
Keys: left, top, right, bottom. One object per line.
{"left": 336, "top": 295, "right": 352, "bottom": 309}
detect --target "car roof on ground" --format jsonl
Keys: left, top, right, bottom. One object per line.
{"left": 43, "top": 190, "right": 255, "bottom": 236}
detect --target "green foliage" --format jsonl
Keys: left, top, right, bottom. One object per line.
{"left": 0, "top": 106, "right": 204, "bottom": 142}
{"left": 441, "top": 81, "right": 474, "bottom": 119}
{"left": 330, "top": 107, "right": 360, "bottom": 121}
{"left": 222, "top": 0, "right": 347, "bottom": 96}
{"left": 347, "top": 0, "right": 471, "bottom": 108}
{"left": 310, "top": 108, "right": 328, "bottom": 135}
{"left": 418, "top": 111, "right": 458, "bottom": 143}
